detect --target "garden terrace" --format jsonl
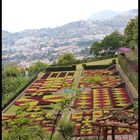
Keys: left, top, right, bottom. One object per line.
{"left": 2, "top": 60, "right": 138, "bottom": 140}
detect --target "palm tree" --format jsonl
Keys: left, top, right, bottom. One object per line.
{"left": 57, "top": 120, "right": 75, "bottom": 140}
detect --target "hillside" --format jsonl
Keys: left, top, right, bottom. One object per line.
{"left": 2, "top": 9, "right": 138, "bottom": 64}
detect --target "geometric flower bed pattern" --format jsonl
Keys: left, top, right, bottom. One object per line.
{"left": 79, "top": 75, "right": 122, "bottom": 88}
{"left": 12, "top": 71, "right": 75, "bottom": 115}
{"left": 93, "top": 88, "right": 112, "bottom": 109}
{"left": 73, "top": 91, "right": 93, "bottom": 109}
{"left": 73, "top": 88, "right": 131, "bottom": 109}
{"left": 25, "top": 71, "right": 75, "bottom": 96}
{"left": 83, "top": 69, "right": 114, "bottom": 76}
{"left": 70, "top": 110, "right": 133, "bottom": 137}
{"left": 110, "top": 88, "right": 131, "bottom": 108}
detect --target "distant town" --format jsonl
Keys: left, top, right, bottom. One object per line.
{"left": 2, "top": 9, "right": 138, "bottom": 68}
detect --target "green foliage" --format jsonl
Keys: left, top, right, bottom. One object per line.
{"left": 57, "top": 52, "right": 76, "bottom": 64}
{"left": 2, "top": 72, "right": 31, "bottom": 107}
{"left": 58, "top": 120, "right": 75, "bottom": 140}
{"left": 28, "top": 61, "right": 48, "bottom": 75}
{"left": 90, "top": 31, "right": 123, "bottom": 56}
{"left": 101, "top": 31, "right": 124, "bottom": 49}
{"left": 133, "top": 101, "right": 138, "bottom": 110}
{"left": 123, "top": 16, "right": 138, "bottom": 49}
{"left": 85, "top": 75, "right": 101, "bottom": 84}
{"left": 90, "top": 41, "right": 102, "bottom": 56}
{"left": 2, "top": 125, "right": 48, "bottom": 140}
{"left": 2, "top": 116, "right": 48, "bottom": 140}
{"left": 2, "top": 62, "right": 40, "bottom": 108}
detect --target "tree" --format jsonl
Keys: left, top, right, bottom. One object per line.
{"left": 101, "top": 31, "right": 124, "bottom": 51}
{"left": 57, "top": 120, "right": 75, "bottom": 140}
{"left": 57, "top": 53, "right": 76, "bottom": 64}
{"left": 28, "top": 61, "right": 48, "bottom": 75}
{"left": 123, "top": 16, "right": 138, "bottom": 49}
{"left": 90, "top": 31, "right": 124, "bottom": 57}
{"left": 90, "top": 41, "right": 102, "bottom": 56}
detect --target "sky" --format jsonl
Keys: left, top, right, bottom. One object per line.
{"left": 2, "top": 0, "right": 138, "bottom": 33}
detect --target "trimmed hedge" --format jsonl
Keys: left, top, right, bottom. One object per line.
{"left": 82, "top": 59, "right": 115, "bottom": 70}
{"left": 46, "top": 65, "right": 76, "bottom": 72}
{"left": 50, "top": 55, "right": 117, "bottom": 67}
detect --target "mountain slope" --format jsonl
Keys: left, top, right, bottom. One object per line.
{"left": 90, "top": 10, "right": 120, "bottom": 20}
{"left": 2, "top": 9, "right": 138, "bottom": 47}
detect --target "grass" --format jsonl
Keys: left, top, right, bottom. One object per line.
{"left": 85, "top": 58, "right": 118, "bottom": 65}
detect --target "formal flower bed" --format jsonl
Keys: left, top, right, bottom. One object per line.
{"left": 14, "top": 99, "right": 39, "bottom": 106}
{"left": 83, "top": 70, "right": 114, "bottom": 76}
{"left": 110, "top": 88, "right": 131, "bottom": 108}
{"left": 79, "top": 75, "right": 122, "bottom": 88}
{"left": 70, "top": 110, "right": 133, "bottom": 137}
{"left": 73, "top": 91, "right": 93, "bottom": 109}
{"left": 73, "top": 88, "right": 130, "bottom": 109}
{"left": 25, "top": 72, "right": 75, "bottom": 97}
{"left": 93, "top": 88, "right": 112, "bottom": 109}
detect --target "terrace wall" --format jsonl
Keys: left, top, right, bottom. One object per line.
{"left": 116, "top": 64, "right": 138, "bottom": 102}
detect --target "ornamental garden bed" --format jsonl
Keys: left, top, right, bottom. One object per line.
{"left": 78, "top": 75, "right": 122, "bottom": 88}
{"left": 83, "top": 69, "right": 114, "bottom": 76}
{"left": 73, "top": 88, "right": 131, "bottom": 109}
{"left": 70, "top": 110, "right": 133, "bottom": 137}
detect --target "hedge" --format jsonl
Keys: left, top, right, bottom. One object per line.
{"left": 46, "top": 65, "right": 76, "bottom": 72}
{"left": 50, "top": 55, "right": 117, "bottom": 67}
{"left": 82, "top": 59, "right": 116, "bottom": 70}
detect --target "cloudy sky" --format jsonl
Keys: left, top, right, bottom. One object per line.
{"left": 2, "top": 0, "right": 138, "bottom": 32}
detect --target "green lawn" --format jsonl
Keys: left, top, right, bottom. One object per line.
{"left": 85, "top": 58, "right": 118, "bottom": 65}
